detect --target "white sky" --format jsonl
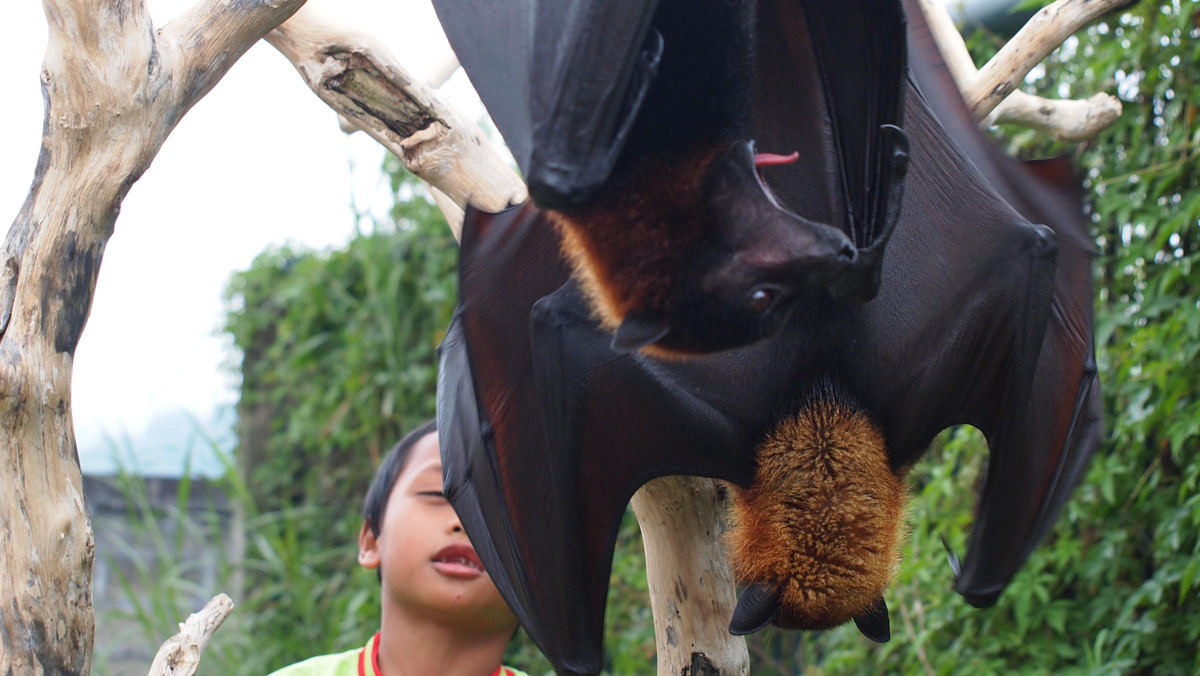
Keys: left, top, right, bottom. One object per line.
{"left": 0, "top": 0, "right": 478, "bottom": 474}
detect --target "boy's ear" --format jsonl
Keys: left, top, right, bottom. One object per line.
{"left": 358, "top": 521, "right": 382, "bottom": 570}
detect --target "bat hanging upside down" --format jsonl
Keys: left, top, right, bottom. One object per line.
{"left": 726, "top": 386, "right": 906, "bottom": 641}
{"left": 431, "top": 0, "right": 1102, "bottom": 673}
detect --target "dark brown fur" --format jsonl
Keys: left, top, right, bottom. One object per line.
{"left": 549, "top": 146, "right": 725, "bottom": 336}
{"left": 726, "top": 398, "right": 907, "bottom": 630}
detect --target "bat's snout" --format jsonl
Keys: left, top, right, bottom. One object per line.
{"left": 708, "top": 141, "right": 862, "bottom": 301}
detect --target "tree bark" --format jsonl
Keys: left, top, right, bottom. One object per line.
{"left": 145, "top": 594, "right": 235, "bottom": 676}
{"left": 0, "top": 0, "right": 305, "bottom": 672}
{"left": 950, "top": 0, "right": 1131, "bottom": 126}
{"left": 265, "top": 5, "right": 527, "bottom": 238}
{"left": 631, "top": 478, "right": 749, "bottom": 676}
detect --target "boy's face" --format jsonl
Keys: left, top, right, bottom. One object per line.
{"left": 358, "top": 432, "right": 518, "bottom": 633}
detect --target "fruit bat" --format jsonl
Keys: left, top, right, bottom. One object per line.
{"left": 433, "top": 0, "right": 910, "bottom": 355}
{"left": 432, "top": 0, "right": 1102, "bottom": 674}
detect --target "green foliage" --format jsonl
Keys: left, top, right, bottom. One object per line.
{"left": 224, "top": 175, "right": 456, "bottom": 508}
{"left": 218, "top": 171, "right": 458, "bottom": 671}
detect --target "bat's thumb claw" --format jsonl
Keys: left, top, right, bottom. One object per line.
{"left": 611, "top": 312, "right": 670, "bottom": 353}
{"left": 853, "top": 597, "right": 891, "bottom": 643}
{"left": 940, "top": 534, "right": 962, "bottom": 577}
{"left": 729, "top": 584, "right": 781, "bottom": 635}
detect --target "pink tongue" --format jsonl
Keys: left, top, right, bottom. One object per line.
{"left": 754, "top": 151, "right": 800, "bottom": 167}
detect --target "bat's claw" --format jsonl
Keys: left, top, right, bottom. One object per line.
{"left": 852, "top": 596, "right": 890, "bottom": 643}
{"left": 611, "top": 311, "right": 671, "bottom": 353}
{"left": 940, "top": 534, "right": 962, "bottom": 578}
{"left": 729, "top": 583, "right": 781, "bottom": 635}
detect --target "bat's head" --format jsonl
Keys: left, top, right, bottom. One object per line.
{"left": 553, "top": 141, "right": 859, "bottom": 357}
{"left": 656, "top": 141, "right": 858, "bottom": 352}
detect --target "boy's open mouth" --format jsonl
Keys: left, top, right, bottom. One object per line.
{"left": 432, "top": 544, "right": 485, "bottom": 578}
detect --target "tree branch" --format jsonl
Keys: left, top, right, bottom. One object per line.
{"left": 919, "top": 0, "right": 1122, "bottom": 140}
{"left": 1, "top": 1, "right": 304, "bottom": 673}
{"left": 160, "top": 0, "right": 308, "bottom": 114}
{"left": 266, "top": 5, "right": 526, "bottom": 237}
{"left": 631, "top": 478, "right": 749, "bottom": 676}
{"left": 959, "top": 0, "right": 1130, "bottom": 120}
{"left": 146, "top": 594, "right": 236, "bottom": 676}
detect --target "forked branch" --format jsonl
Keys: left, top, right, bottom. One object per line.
{"left": 919, "top": 0, "right": 1123, "bottom": 140}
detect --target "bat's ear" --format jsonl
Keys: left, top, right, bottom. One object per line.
{"left": 728, "top": 583, "right": 781, "bottom": 635}
{"left": 611, "top": 311, "right": 670, "bottom": 353}
{"left": 852, "top": 597, "right": 890, "bottom": 643}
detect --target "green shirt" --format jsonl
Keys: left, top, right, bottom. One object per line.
{"left": 268, "top": 633, "right": 529, "bottom": 676}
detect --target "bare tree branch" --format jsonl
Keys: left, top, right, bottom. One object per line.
{"left": 919, "top": 0, "right": 1122, "bottom": 140}
{"left": 266, "top": 5, "right": 526, "bottom": 237}
{"left": 958, "top": 0, "right": 1130, "bottom": 121}
{"left": 146, "top": 594, "right": 236, "bottom": 676}
{"left": 1, "top": 1, "right": 304, "bottom": 672}
{"left": 988, "top": 90, "right": 1122, "bottom": 141}
{"left": 631, "top": 477, "right": 750, "bottom": 676}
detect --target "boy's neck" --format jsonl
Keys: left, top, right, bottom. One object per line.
{"left": 376, "top": 604, "right": 513, "bottom": 676}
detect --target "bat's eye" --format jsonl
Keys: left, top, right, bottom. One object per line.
{"left": 747, "top": 287, "right": 779, "bottom": 315}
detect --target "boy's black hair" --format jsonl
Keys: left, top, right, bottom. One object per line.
{"left": 363, "top": 418, "right": 438, "bottom": 537}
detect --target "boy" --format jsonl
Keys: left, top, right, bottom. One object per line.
{"left": 270, "top": 420, "right": 528, "bottom": 676}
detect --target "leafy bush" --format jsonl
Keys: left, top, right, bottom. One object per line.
{"left": 218, "top": 171, "right": 457, "bottom": 671}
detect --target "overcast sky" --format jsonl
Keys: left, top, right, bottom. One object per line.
{"left": 0, "top": 0, "right": 478, "bottom": 474}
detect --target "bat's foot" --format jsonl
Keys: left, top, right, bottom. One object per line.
{"left": 852, "top": 596, "right": 891, "bottom": 643}
{"left": 729, "top": 583, "right": 781, "bottom": 635}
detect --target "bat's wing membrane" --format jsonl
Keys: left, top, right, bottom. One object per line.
{"left": 439, "top": 205, "right": 756, "bottom": 675}
{"left": 849, "top": 0, "right": 1104, "bottom": 606}
{"left": 431, "top": 0, "right": 662, "bottom": 208}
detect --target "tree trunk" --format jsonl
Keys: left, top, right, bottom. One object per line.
{"left": 631, "top": 478, "right": 749, "bottom": 676}
{"left": 0, "top": 0, "right": 305, "bottom": 671}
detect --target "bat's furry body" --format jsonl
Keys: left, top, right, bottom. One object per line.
{"left": 728, "top": 391, "right": 906, "bottom": 631}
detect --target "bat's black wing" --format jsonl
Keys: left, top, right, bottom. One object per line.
{"left": 431, "top": 0, "right": 663, "bottom": 208}
{"left": 836, "top": 86, "right": 1098, "bottom": 608}
{"left": 438, "top": 204, "right": 759, "bottom": 675}
{"left": 884, "top": 0, "right": 1103, "bottom": 604}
